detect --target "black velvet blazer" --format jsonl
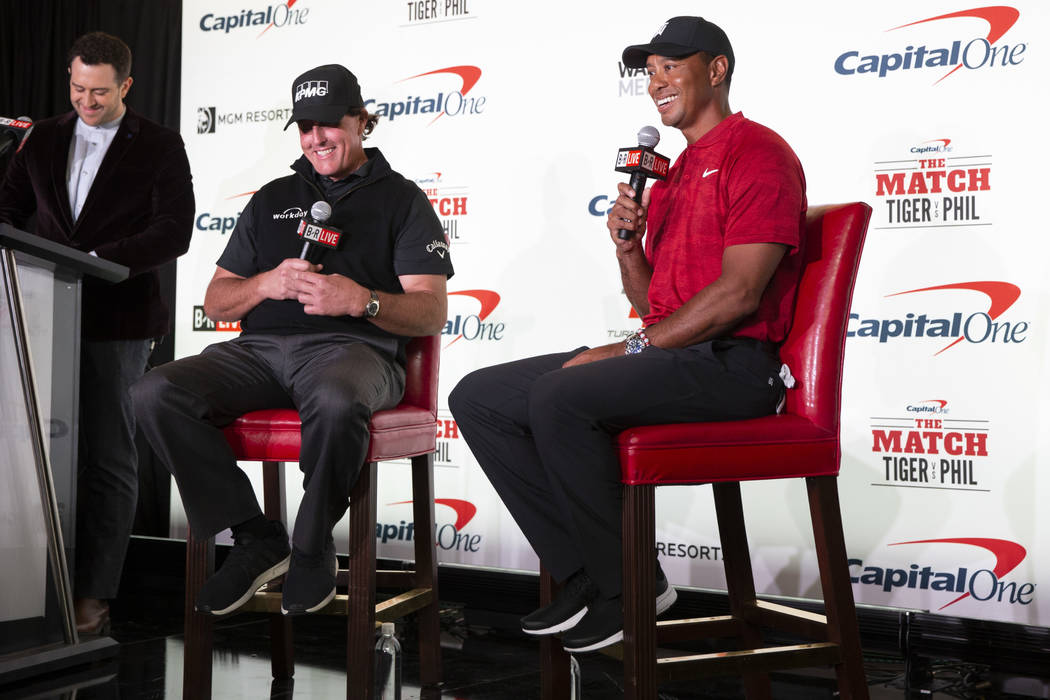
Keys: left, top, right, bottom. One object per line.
{"left": 0, "top": 107, "right": 194, "bottom": 340}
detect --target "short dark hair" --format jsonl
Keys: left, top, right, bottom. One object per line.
{"left": 348, "top": 108, "right": 380, "bottom": 139}
{"left": 68, "top": 32, "right": 132, "bottom": 83}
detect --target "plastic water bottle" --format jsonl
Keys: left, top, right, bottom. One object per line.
{"left": 374, "top": 622, "right": 402, "bottom": 700}
{"left": 570, "top": 654, "right": 581, "bottom": 699}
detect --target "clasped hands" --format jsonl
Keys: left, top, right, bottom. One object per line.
{"left": 265, "top": 258, "right": 370, "bottom": 317}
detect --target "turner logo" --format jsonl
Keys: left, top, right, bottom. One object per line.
{"left": 848, "top": 281, "right": 1028, "bottom": 354}
{"left": 376, "top": 498, "right": 483, "bottom": 553}
{"left": 851, "top": 537, "right": 1035, "bottom": 609}
{"left": 444, "top": 290, "right": 504, "bottom": 347}
{"left": 365, "top": 66, "right": 486, "bottom": 125}
{"left": 199, "top": 0, "right": 309, "bottom": 37}
{"left": 834, "top": 6, "right": 1026, "bottom": 84}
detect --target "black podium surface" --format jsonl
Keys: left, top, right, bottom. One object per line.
{"left": 0, "top": 223, "right": 128, "bottom": 686}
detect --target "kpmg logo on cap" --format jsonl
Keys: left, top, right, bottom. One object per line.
{"left": 295, "top": 80, "right": 328, "bottom": 102}
{"left": 833, "top": 6, "right": 1027, "bottom": 84}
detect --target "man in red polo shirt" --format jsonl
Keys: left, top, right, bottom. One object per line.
{"left": 449, "top": 16, "right": 806, "bottom": 652}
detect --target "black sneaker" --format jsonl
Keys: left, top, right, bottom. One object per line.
{"left": 196, "top": 522, "right": 290, "bottom": 616}
{"left": 281, "top": 536, "right": 337, "bottom": 616}
{"left": 522, "top": 569, "right": 599, "bottom": 636}
{"left": 560, "top": 568, "right": 678, "bottom": 653}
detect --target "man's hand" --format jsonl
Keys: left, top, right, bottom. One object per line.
{"left": 561, "top": 342, "right": 626, "bottom": 368}
{"left": 295, "top": 271, "right": 370, "bottom": 316}
{"left": 606, "top": 182, "right": 652, "bottom": 256}
{"left": 256, "top": 258, "right": 323, "bottom": 301}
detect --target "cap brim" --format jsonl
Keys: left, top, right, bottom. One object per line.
{"left": 283, "top": 104, "right": 350, "bottom": 130}
{"left": 622, "top": 42, "right": 701, "bottom": 69}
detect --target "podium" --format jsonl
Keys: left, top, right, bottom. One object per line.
{"left": 0, "top": 224, "right": 128, "bottom": 686}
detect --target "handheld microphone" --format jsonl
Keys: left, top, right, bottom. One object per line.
{"left": 297, "top": 200, "right": 343, "bottom": 262}
{"left": 0, "top": 116, "right": 33, "bottom": 158}
{"left": 614, "top": 126, "right": 670, "bottom": 240}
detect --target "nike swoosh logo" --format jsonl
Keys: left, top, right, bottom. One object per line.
{"left": 703, "top": 168, "right": 719, "bottom": 178}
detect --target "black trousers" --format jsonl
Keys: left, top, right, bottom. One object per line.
{"left": 448, "top": 339, "right": 785, "bottom": 599}
{"left": 131, "top": 333, "right": 405, "bottom": 555}
{"left": 76, "top": 338, "right": 153, "bottom": 599}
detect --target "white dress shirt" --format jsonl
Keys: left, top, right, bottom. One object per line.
{"left": 67, "top": 111, "right": 124, "bottom": 222}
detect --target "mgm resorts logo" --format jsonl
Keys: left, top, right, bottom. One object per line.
{"left": 197, "top": 105, "right": 294, "bottom": 133}
{"left": 198, "top": 106, "right": 216, "bottom": 134}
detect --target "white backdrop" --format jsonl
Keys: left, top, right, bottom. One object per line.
{"left": 175, "top": 0, "right": 1050, "bottom": 626}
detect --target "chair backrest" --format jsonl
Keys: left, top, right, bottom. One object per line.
{"left": 402, "top": 334, "right": 441, "bottom": 415}
{"left": 779, "top": 202, "right": 871, "bottom": 434}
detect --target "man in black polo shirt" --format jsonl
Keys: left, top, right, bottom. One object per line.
{"left": 133, "top": 64, "right": 453, "bottom": 616}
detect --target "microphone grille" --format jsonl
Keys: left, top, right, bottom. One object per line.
{"left": 637, "top": 126, "right": 660, "bottom": 148}
{"left": 310, "top": 200, "right": 332, "bottom": 222}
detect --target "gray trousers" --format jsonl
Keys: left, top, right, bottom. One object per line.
{"left": 448, "top": 338, "right": 785, "bottom": 599}
{"left": 131, "top": 333, "right": 404, "bottom": 555}
{"left": 76, "top": 338, "right": 153, "bottom": 599}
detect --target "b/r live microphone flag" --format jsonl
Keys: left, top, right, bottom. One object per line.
{"left": 297, "top": 200, "right": 343, "bottom": 262}
{"left": 614, "top": 125, "right": 670, "bottom": 240}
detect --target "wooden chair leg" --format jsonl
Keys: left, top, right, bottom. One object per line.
{"left": 411, "top": 452, "right": 442, "bottom": 687}
{"left": 183, "top": 526, "right": 214, "bottom": 699}
{"left": 623, "top": 483, "right": 657, "bottom": 700}
{"left": 712, "top": 482, "right": 771, "bottom": 700}
{"left": 807, "top": 476, "right": 870, "bottom": 700}
{"left": 262, "top": 461, "right": 294, "bottom": 680}
{"left": 539, "top": 567, "right": 571, "bottom": 700}
{"left": 347, "top": 461, "right": 378, "bottom": 700}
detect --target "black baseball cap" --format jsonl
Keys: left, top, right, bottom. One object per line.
{"left": 283, "top": 64, "right": 365, "bottom": 130}
{"left": 622, "top": 16, "right": 735, "bottom": 78}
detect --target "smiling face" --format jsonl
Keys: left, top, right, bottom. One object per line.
{"left": 297, "top": 113, "right": 368, "bottom": 180}
{"left": 646, "top": 52, "right": 729, "bottom": 144}
{"left": 69, "top": 56, "right": 131, "bottom": 126}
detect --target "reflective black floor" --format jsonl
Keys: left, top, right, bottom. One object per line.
{"left": 11, "top": 588, "right": 1050, "bottom": 700}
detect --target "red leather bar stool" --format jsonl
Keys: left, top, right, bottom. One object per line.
{"left": 182, "top": 334, "right": 443, "bottom": 700}
{"left": 542, "top": 202, "right": 873, "bottom": 700}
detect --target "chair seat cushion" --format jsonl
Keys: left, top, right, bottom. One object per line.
{"left": 617, "top": 414, "right": 838, "bottom": 485}
{"left": 222, "top": 407, "right": 437, "bottom": 463}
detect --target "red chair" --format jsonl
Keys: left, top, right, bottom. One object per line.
{"left": 182, "top": 335, "right": 443, "bottom": 700}
{"left": 541, "top": 202, "right": 872, "bottom": 699}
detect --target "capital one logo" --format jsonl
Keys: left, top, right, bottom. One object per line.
{"left": 443, "top": 289, "right": 504, "bottom": 347}
{"left": 834, "top": 6, "right": 1026, "bottom": 84}
{"left": 848, "top": 281, "right": 1028, "bottom": 354}
{"left": 851, "top": 537, "right": 1034, "bottom": 609}
{"left": 365, "top": 66, "right": 486, "bottom": 126}
{"left": 378, "top": 498, "right": 483, "bottom": 553}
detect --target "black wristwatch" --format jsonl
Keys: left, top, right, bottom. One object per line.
{"left": 365, "top": 289, "right": 380, "bottom": 318}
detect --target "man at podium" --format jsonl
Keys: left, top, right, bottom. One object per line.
{"left": 0, "top": 31, "right": 194, "bottom": 635}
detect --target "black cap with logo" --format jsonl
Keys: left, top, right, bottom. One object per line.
{"left": 622, "top": 16, "right": 734, "bottom": 78}
{"left": 283, "top": 64, "right": 365, "bottom": 130}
